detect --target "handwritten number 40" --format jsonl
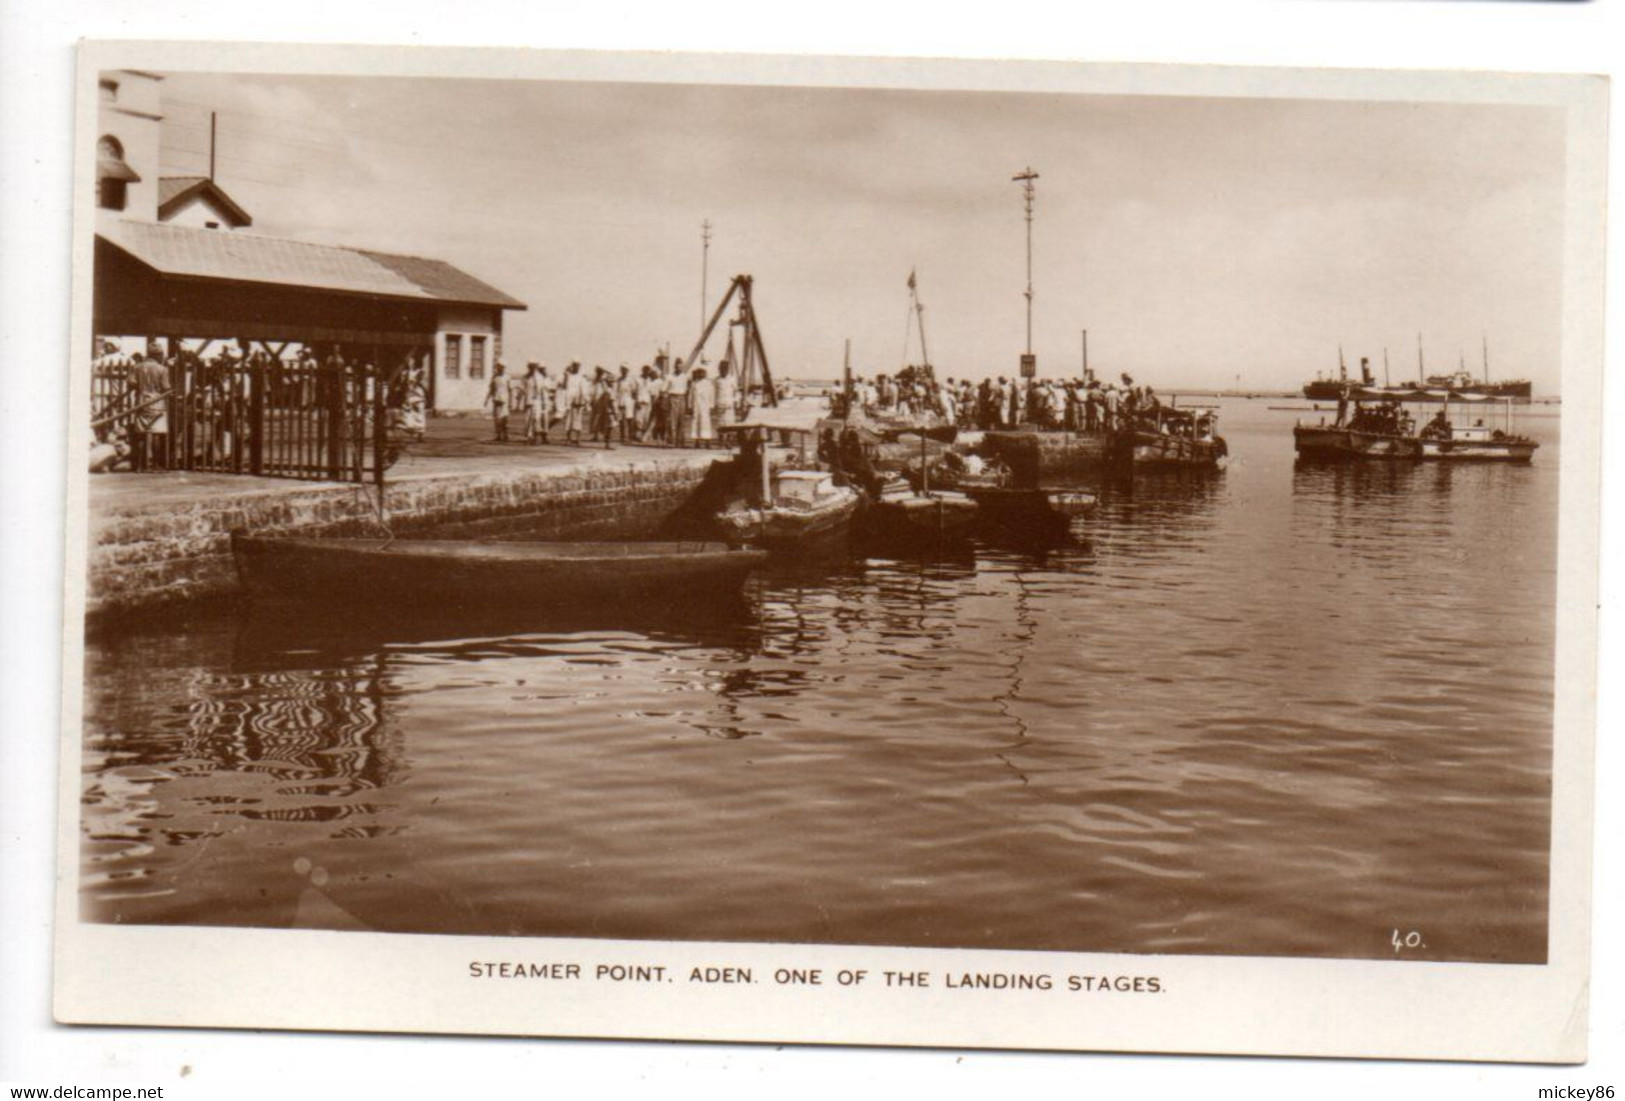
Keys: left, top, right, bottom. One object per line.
{"left": 1391, "top": 929, "right": 1426, "bottom": 953}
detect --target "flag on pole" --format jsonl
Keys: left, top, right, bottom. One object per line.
{"left": 907, "top": 269, "right": 916, "bottom": 290}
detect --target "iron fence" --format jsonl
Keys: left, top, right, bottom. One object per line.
{"left": 91, "top": 354, "right": 405, "bottom": 484}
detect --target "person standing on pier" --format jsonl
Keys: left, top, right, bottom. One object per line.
{"left": 640, "top": 367, "right": 659, "bottom": 444}
{"left": 634, "top": 364, "right": 655, "bottom": 440}
{"left": 667, "top": 358, "right": 691, "bottom": 447}
{"left": 690, "top": 366, "right": 717, "bottom": 447}
{"left": 616, "top": 364, "right": 637, "bottom": 443}
{"left": 484, "top": 361, "right": 511, "bottom": 442}
{"left": 508, "top": 364, "right": 528, "bottom": 421}
{"left": 561, "top": 361, "right": 588, "bottom": 446}
{"left": 714, "top": 360, "right": 739, "bottom": 434}
{"left": 524, "top": 362, "right": 553, "bottom": 445}
{"left": 130, "top": 351, "right": 172, "bottom": 471}
{"left": 589, "top": 366, "right": 617, "bottom": 448}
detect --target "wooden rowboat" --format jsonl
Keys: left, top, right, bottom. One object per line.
{"left": 232, "top": 534, "right": 767, "bottom": 607}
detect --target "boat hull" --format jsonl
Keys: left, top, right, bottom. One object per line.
{"left": 716, "top": 488, "right": 861, "bottom": 550}
{"left": 1293, "top": 426, "right": 1423, "bottom": 461}
{"left": 232, "top": 535, "right": 767, "bottom": 607}
{"left": 1419, "top": 438, "right": 1539, "bottom": 462}
{"left": 1110, "top": 429, "right": 1228, "bottom": 468}
{"left": 966, "top": 487, "right": 1096, "bottom": 537}
{"left": 861, "top": 492, "right": 979, "bottom": 543}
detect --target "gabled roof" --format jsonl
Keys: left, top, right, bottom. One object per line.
{"left": 157, "top": 176, "right": 254, "bottom": 228}
{"left": 97, "top": 219, "right": 527, "bottom": 310}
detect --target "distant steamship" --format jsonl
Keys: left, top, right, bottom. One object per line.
{"left": 1303, "top": 340, "right": 1533, "bottom": 403}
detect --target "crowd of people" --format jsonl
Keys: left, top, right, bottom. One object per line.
{"left": 836, "top": 370, "right": 1195, "bottom": 435}
{"left": 89, "top": 341, "right": 429, "bottom": 474}
{"left": 91, "top": 334, "right": 1220, "bottom": 476}
{"left": 1333, "top": 388, "right": 1417, "bottom": 438}
{"left": 485, "top": 356, "right": 773, "bottom": 449}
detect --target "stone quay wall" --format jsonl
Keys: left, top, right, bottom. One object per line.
{"left": 87, "top": 454, "right": 720, "bottom": 620}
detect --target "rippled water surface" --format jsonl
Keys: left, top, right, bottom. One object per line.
{"left": 81, "top": 400, "right": 1558, "bottom": 961}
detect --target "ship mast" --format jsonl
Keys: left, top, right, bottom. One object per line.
{"left": 1483, "top": 334, "right": 1490, "bottom": 384}
{"left": 1013, "top": 167, "right": 1039, "bottom": 378}
{"left": 905, "top": 268, "right": 931, "bottom": 376}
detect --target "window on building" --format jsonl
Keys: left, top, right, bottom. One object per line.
{"left": 470, "top": 335, "right": 486, "bottom": 379}
{"left": 444, "top": 334, "right": 461, "bottom": 379}
{"left": 99, "top": 79, "right": 119, "bottom": 103}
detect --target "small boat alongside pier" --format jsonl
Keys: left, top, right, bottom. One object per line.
{"left": 965, "top": 486, "right": 1097, "bottom": 538}
{"left": 232, "top": 535, "right": 767, "bottom": 607}
{"left": 860, "top": 476, "right": 980, "bottom": 544}
{"left": 714, "top": 413, "right": 861, "bottom": 552}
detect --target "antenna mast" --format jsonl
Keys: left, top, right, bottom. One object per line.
{"left": 209, "top": 111, "right": 217, "bottom": 180}
{"left": 699, "top": 219, "right": 713, "bottom": 331}
{"left": 1013, "top": 167, "right": 1039, "bottom": 377}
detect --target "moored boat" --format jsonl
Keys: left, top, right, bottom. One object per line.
{"left": 1295, "top": 392, "right": 1537, "bottom": 463}
{"left": 965, "top": 486, "right": 1097, "bottom": 537}
{"left": 1418, "top": 418, "right": 1538, "bottom": 462}
{"left": 716, "top": 474, "right": 862, "bottom": 549}
{"left": 1292, "top": 424, "right": 1424, "bottom": 461}
{"left": 231, "top": 535, "right": 767, "bottom": 606}
{"left": 860, "top": 477, "right": 979, "bottom": 543}
{"left": 716, "top": 415, "right": 861, "bottom": 551}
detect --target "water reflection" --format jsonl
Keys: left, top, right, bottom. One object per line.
{"left": 79, "top": 401, "right": 1556, "bottom": 961}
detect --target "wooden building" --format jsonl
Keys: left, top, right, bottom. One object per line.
{"left": 93, "top": 70, "right": 526, "bottom": 411}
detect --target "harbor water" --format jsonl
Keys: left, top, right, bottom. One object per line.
{"left": 80, "top": 399, "right": 1559, "bottom": 962}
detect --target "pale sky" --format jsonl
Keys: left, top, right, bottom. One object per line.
{"left": 155, "top": 73, "right": 1567, "bottom": 393}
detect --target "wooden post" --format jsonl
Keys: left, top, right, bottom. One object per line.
{"left": 326, "top": 355, "right": 344, "bottom": 481}
{"left": 681, "top": 276, "right": 741, "bottom": 378}
{"left": 372, "top": 350, "right": 388, "bottom": 489}
{"left": 249, "top": 355, "right": 265, "bottom": 476}
{"left": 744, "top": 280, "right": 778, "bottom": 407}
{"left": 758, "top": 432, "right": 772, "bottom": 507}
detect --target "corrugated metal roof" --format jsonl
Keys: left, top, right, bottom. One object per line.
{"left": 357, "top": 250, "right": 526, "bottom": 311}
{"left": 98, "top": 219, "right": 527, "bottom": 310}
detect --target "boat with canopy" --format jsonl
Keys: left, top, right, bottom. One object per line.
{"left": 1294, "top": 385, "right": 1538, "bottom": 462}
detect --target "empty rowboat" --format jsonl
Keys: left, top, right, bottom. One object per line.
{"left": 232, "top": 534, "right": 767, "bottom": 607}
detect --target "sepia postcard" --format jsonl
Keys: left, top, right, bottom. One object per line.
{"left": 55, "top": 40, "right": 1607, "bottom": 1061}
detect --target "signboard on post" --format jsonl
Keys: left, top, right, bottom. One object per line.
{"left": 1019, "top": 353, "right": 1037, "bottom": 379}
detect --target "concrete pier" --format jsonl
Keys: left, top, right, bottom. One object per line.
{"left": 87, "top": 421, "right": 724, "bottom": 619}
